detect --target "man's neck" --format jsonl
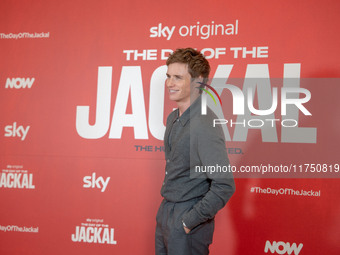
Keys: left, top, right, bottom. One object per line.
{"left": 177, "top": 94, "right": 199, "bottom": 116}
{"left": 177, "top": 102, "right": 190, "bottom": 117}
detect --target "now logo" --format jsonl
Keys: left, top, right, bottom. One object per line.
{"left": 264, "top": 240, "right": 303, "bottom": 255}
{"left": 5, "top": 78, "right": 35, "bottom": 89}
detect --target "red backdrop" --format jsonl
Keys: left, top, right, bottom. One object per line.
{"left": 1, "top": 0, "right": 340, "bottom": 254}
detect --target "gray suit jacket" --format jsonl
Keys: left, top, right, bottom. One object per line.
{"left": 161, "top": 96, "right": 235, "bottom": 229}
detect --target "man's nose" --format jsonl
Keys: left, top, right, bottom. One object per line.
{"left": 166, "top": 77, "right": 174, "bottom": 87}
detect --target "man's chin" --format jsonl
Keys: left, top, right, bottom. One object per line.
{"left": 169, "top": 95, "right": 179, "bottom": 102}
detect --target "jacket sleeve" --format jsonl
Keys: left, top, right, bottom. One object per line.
{"left": 182, "top": 116, "right": 235, "bottom": 230}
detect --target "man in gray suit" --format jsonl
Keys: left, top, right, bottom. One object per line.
{"left": 155, "top": 48, "right": 235, "bottom": 255}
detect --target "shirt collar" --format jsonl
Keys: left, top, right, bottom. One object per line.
{"left": 171, "top": 96, "right": 201, "bottom": 126}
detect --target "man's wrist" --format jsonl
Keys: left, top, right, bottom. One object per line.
{"left": 182, "top": 220, "right": 191, "bottom": 234}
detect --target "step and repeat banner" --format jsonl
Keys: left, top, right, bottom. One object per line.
{"left": 1, "top": 0, "right": 340, "bottom": 254}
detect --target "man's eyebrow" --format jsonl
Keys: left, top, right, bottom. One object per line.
{"left": 166, "top": 73, "right": 183, "bottom": 78}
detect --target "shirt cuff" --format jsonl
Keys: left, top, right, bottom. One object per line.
{"left": 182, "top": 209, "right": 201, "bottom": 230}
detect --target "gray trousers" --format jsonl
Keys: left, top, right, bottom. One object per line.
{"left": 155, "top": 199, "right": 215, "bottom": 255}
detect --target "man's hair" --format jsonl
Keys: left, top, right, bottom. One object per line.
{"left": 166, "top": 48, "right": 210, "bottom": 80}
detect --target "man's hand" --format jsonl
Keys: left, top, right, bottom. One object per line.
{"left": 183, "top": 226, "right": 191, "bottom": 234}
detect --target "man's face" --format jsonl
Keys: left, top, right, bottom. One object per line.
{"left": 166, "top": 63, "right": 194, "bottom": 104}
